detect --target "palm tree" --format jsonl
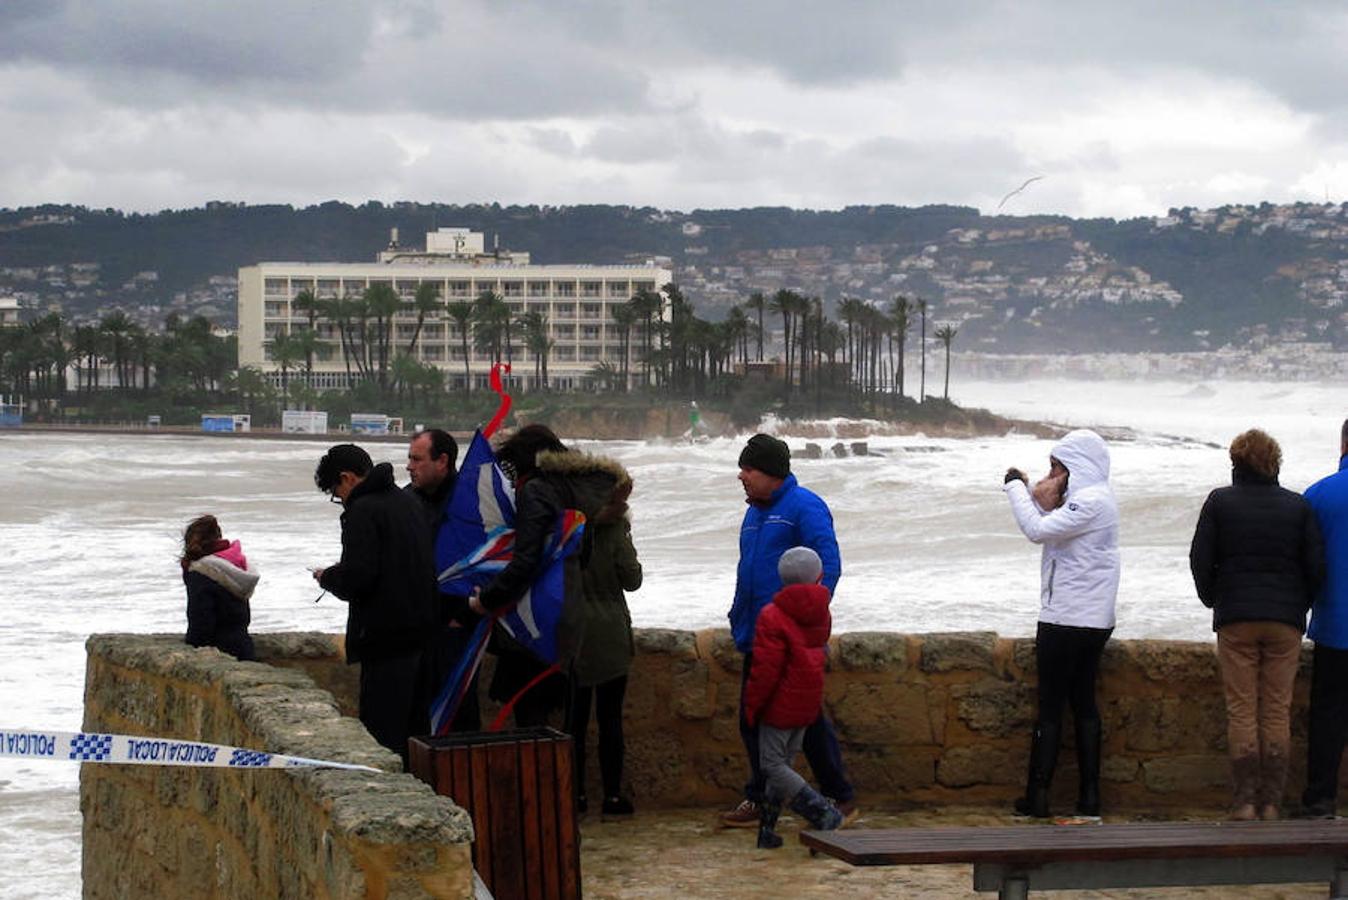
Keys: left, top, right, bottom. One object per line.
{"left": 519, "top": 310, "right": 550, "bottom": 389}
{"left": 472, "top": 289, "right": 506, "bottom": 363}
{"left": 769, "top": 289, "right": 797, "bottom": 392}
{"left": 363, "top": 283, "right": 402, "bottom": 388}
{"left": 743, "top": 291, "right": 767, "bottom": 361}
{"left": 917, "top": 298, "right": 928, "bottom": 402}
{"left": 292, "top": 288, "right": 323, "bottom": 383}
{"left": 406, "top": 282, "right": 443, "bottom": 355}
{"left": 268, "top": 331, "right": 301, "bottom": 403}
{"left": 99, "top": 310, "right": 132, "bottom": 389}
{"left": 610, "top": 304, "right": 636, "bottom": 390}
{"left": 725, "top": 306, "right": 751, "bottom": 367}
{"left": 445, "top": 300, "right": 474, "bottom": 392}
{"left": 935, "top": 323, "right": 959, "bottom": 400}
{"left": 288, "top": 329, "right": 320, "bottom": 398}
{"left": 627, "top": 287, "right": 662, "bottom": 387}
{"left": 890, "top": 296, "right": 912, "bottom": 400}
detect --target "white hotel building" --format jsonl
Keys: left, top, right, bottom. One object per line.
{"left": 238, "top": 228, "right": 671, "bottom": 391}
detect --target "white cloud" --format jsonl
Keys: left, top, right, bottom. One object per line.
{"left": 4, "top": 1, "right": 1348, "bottom": 216}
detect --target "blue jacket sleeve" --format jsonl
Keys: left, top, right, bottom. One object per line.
{"left": 798, "top": 494, "right": 842, "bottom": 594}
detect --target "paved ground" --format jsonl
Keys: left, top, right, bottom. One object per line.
{"left": 578, "top": 806, "right": 1326, "bottom": 899}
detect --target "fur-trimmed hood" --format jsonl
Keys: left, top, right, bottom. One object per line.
{"left": 536, "top": 449, "right": 633, "bottom": 523}
{"left": 188, "top": 549, "right": 259, "bottom": 602}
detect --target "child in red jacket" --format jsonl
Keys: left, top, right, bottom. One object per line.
{"left": 743, "top": 546, "right": 844, "bottom": 848}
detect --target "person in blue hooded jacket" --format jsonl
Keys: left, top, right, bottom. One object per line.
{"left": 719, "top": 433, "right": 856, "bottom": 828}
{"left": 1300, "top": 418, "right": 1348, "bottom": 818}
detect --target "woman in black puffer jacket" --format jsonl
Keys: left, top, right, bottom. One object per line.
{"left": 1190, "top": 428, "right": 1325, "bottom": 821}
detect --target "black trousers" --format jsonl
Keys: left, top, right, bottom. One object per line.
{"left": 1303, "top": 643, "right": 1348, "bottom": 808}
{"left": 737, "top": 651, "right": 854, "bottom": 805}
{"left": 1035, "top": 621, "right": 1112, "bottom": 726}
{"left": 570, "top": 674, "right": 628, "bottom": 798}
{"left": 358, "top": 649, "right": 427, "bottom": 769}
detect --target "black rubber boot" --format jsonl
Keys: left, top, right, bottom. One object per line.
{"left": 1013, "top": 722, "right": 1061, "bottom": 819}
{"left": 756, "top": 801, "right": 783, "bottom": 849}
{"left": 1075, "top": 717, "right": 1102, "bottom": 817}
{"left": 789, "top": 785, "right": 843, "bottom": 830}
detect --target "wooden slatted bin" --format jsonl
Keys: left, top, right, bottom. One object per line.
{"left": 409, "top": 728, "right": 581, "bottom": 900}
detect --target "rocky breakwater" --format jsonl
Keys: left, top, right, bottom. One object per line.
{"left": 81, "top": 634, "right": 474, "bottom": 900}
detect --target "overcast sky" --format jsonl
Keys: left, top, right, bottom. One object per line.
{"left": 5, "top": 1, "right": 1348, "bottom": 219}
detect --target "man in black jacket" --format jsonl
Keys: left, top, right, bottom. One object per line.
{"left": 404, "top": 427, "right": 480, "bottom": 731}
{"left": 314, "top": 443, "right": 439, "bottom": 766}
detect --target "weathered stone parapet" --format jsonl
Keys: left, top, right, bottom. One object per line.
{"left": 81, "top": 635, "right": 473, "bottom": 900}
{"left": 252, "top": 628, "right": 1323, "bottom": 812}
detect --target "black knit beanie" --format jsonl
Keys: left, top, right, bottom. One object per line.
{"left": 738, "top": 433, "right": 790, "bottom": 479}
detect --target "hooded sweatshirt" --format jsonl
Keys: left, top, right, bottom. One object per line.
{"left": 742, "top": 582, "right": 832, "bottom": 729}
{"left": 1004, "top": 429, "right": 1120, "bottom": 629}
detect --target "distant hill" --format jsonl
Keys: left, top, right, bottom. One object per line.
{"left": 2, "top": 200, "right": 1345, "bottom": 353}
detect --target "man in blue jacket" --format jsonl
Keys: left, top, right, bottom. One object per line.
{"left": 1301, "top": 419, "right": 1348, "bottom": 818}
{"left": 720, "top": 433, "right": 857, "bottom": 827}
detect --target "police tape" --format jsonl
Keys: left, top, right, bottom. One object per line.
{"left": 0, "top": 728, "right": 382, "bottom": 773}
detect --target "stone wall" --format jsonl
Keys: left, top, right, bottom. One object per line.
{"left": 81, "top": 634, "right": 474, "bottom": 900}
{"left": 84, "top": 628, "right": 1326, "bottom": 900}
{"left": 261, "top": 629, "right": 1320, "bottom": 812}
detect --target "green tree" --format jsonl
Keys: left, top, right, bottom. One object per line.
{"left": 743, "top": 291, "right": 767, "bottom": 361}
{"left": 445, "top": 300, "right": 475, "bottom": 392}
{"left": 890, "top": 296, "right": 912, "bottom": 399}
{"left": 406, "top": 282, "right": 443, "bottom": 355}
{"left": 935, "top": 323, "right": 959, "bottom": 400}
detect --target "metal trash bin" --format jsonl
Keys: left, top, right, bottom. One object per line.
{"left": 410, "top": 728, "right": 580, "bottom": 900}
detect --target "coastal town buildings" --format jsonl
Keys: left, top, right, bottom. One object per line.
{"left": 237, "top": 228, "right": 671, "bottom": 391}
{"left": 0, "top": 296, "right": 19, "bottom": 327}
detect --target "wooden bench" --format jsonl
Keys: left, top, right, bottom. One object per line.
{"left": 800, "top": 820, "right": 1348, "bottom": 898}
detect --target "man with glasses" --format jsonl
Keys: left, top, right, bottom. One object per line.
{"left": 312, "top": 443, "right": 438, "bottom": 767}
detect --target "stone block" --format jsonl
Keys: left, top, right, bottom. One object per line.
{"left": 634, "top": 628, "right": 697, "bottom": 657}
{"left": 834, "top": 632, "right": 908, "bottom": 672}
{"left": 952, "top": 680, "right": 1034, "bottom": 737}
{"left": 1140, "top": 754, "right": 1229, "bottom": 793}
{"left": 671, "top": 659, "right": 714, "bottom": 720}
{"left": 919, "top": 632, "right": 998, "bottom": 674}
{"left": 1102, "top": 755, "right": 1140, "bottom": 784}
{"left": 832, "top": 682, "right": 934, "bottom": 745}
{"left": 1009, "top": 638, "right": 1036, "bottom": 674}
{"left": 1122, "top": 697, "right": 1185, "bottom": 752}
{"left": 936, "top": 746, "right": 1021, "bottom": 787}
{"left": 707, "top": 631, "right": 742, "bottom": 673}
{"left": 1104, "top": 640, "right": 1218, "bottom": 684}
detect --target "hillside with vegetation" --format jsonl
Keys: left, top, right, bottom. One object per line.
{"left": 3, "top": 200, "right": 1347, "bottom": 354}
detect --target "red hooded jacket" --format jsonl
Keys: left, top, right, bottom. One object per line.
{"left": 743, "top": 583, "right": 832, "bottom": 729}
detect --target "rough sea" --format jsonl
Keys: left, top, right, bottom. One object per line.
{"left": 1, "top": 376, "right": 1344, "bottom": 896}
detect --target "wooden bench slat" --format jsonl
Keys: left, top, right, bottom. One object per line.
{"left": 801, "top": 821, "right": 1348, "bottom": 866}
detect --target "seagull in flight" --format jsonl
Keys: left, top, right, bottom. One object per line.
{"left": 997, "top": 176, "right": 1045, "bottom": 211}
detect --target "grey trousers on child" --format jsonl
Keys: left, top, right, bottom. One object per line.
{"left": 759, "top": 724, "right": 807, "bottom": 805}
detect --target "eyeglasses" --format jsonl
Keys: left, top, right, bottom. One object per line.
{"left": 328, "top": 490, "right": 342, "bottom": 505}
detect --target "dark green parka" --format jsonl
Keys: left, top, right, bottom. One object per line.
{"left": 574, "top": 470, "right": 642, "bottom": 686}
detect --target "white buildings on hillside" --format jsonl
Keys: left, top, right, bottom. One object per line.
{"left": 237, "top": 228, "right": 671, "bottom": 391}
{"left": 0, "top": 296, "right": 20, "bottom": 327}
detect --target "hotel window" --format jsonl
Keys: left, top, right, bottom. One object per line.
{"left": 607, "top": 280, "right": 630, "bottom": 297}
{"left": 502, "top": 281, "right": 523, "bottom": 297}
{"left": 555, "top": 303, "right": 575, "bottom": 318}
{"left": 581, "top": 303, "right": 602, "bottom": 319}
{"left": 581, "top": 325, "right": 601, "bottom": 340}
{"left": 265, "top": 301, "right": 286, "bottom": 317}
{"left": 449, "top": 281, "right": 471, "bottom": 298}
{"left": 317, "top": 279, "right": 340, "bottom": 297}
{"left": 264, "top": 278, "right": 287, "bottom": 296}
{"left": 554, "top": 324, "right": 575, "bottom": 339}
{"left": 290, "top": 279, "right": 315, "bottom": 296}
{"left": 579, "top": 346, "right": 601, "bottom": 361}
{"left": 634, "top": 281, "right": 655, "bottom": 292}
{"left": 554, "top": 281, "right": 575, "bottom": 297}
{"left": 473, "top": 281, "right": 498, "bottom": 295}
{"left": 341, "top": 279, "right": 367, "bottom": 294}
{"left": 580, "top": 281, "right": 602, "bottom": 298}
{"left": 528, "top": 281, "right": 550, "bottom": 297}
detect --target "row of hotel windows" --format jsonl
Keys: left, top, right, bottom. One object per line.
{"left": 262, "top": 300, "right": 635, "bottom": 319}
{"left": 262, "top": 344, "right": 618, "bottom": 363}
{"left": 262, "top": 278, "right": 658, "bottom": 300}
{"left": 265, "top": 323, "right": 637, "bottom": 341}
{"left": 278, "top": 371, "right": 587, "bottom": 391}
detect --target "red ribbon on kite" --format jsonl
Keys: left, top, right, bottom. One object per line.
{"left": 483, "top": 362, "right": 512, "bottom": 438}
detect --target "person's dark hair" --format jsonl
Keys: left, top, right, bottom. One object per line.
{"left": 1230, "top": 428, "right": 1281, "bottom": 479}
{"left": 421, "top": 428, "right": 459, "bottom": 469}
{"left": 1341, "top": 417, "right": 1348, "bottom": 448}
{"left": 495, "top": 424, "right": 566, "bottom": 480}
{"left": 314, "top": 443, "right": 373, "bottom": 492}
{"left": 182, "top": 514, "right": 223, "bottom": 565}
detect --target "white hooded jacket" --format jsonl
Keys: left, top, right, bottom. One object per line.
{"left": 1004, "top": 429, "right": 1120, "bottom": 629}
